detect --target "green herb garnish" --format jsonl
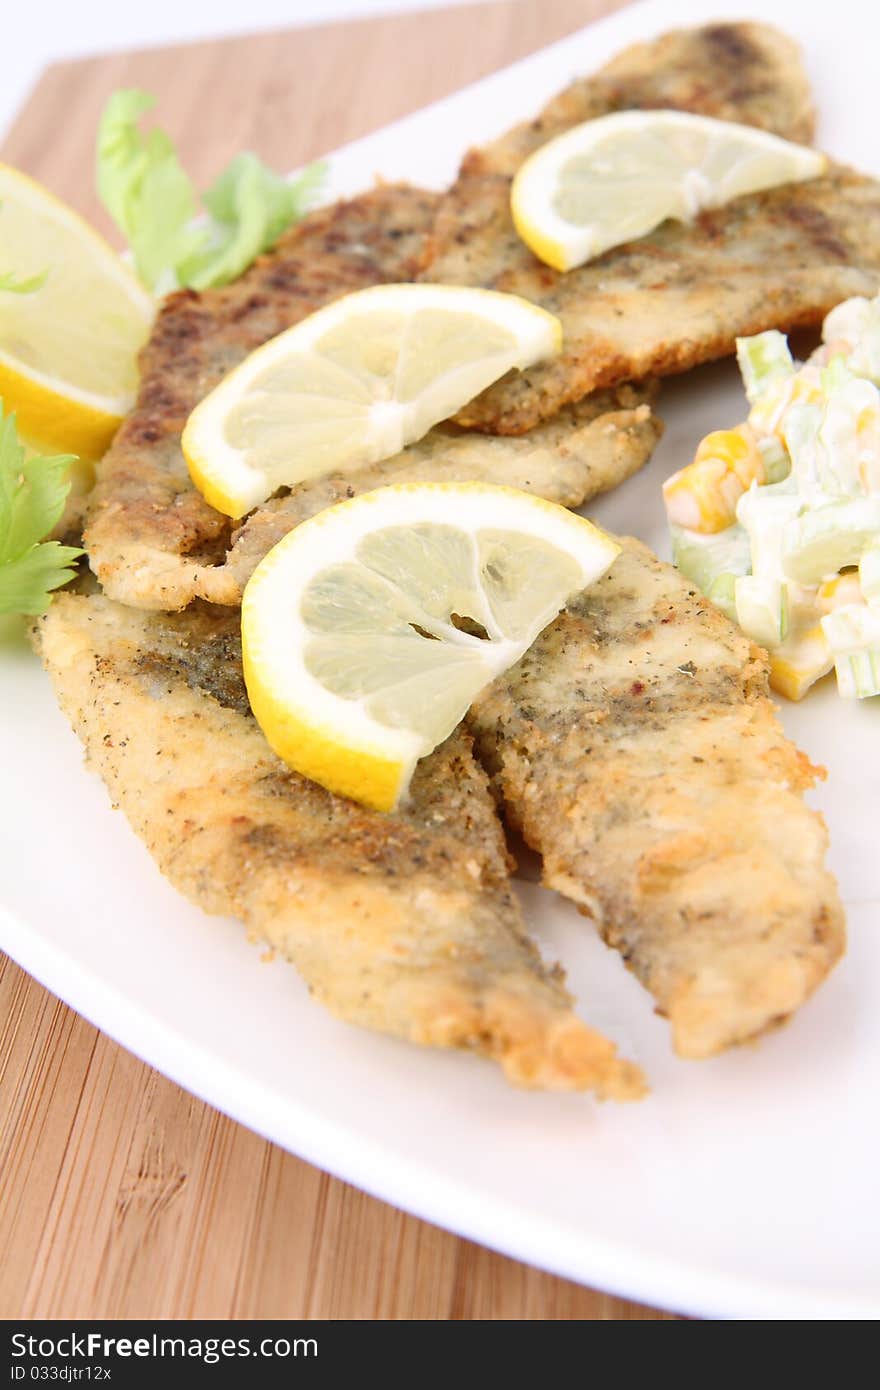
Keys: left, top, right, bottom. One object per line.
{"left": 96, "top": 89, "right": 326, "bottom": 293}
{"left": 0, "top": 269, "right": 48, "bottom": 293}
{"left": 0, "top": 402, "right": 82, "bottom": 615}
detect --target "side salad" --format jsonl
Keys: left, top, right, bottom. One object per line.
{"left": 664, "top": 293, "right": 880, "bottom": 700}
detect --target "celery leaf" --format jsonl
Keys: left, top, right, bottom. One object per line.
{"left": 0, "top": 403, "right": 82, "bottom": 615}
{"left": 96, "top": 89, "right": 326, "bottom": 293}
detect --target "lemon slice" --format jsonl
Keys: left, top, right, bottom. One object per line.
{"left": 0, "top": 163, "right": 154, "bottom": 460}
{"left": 182, "top": 284, "right": 562, "bottom": 519}
{"left": 511, "top": 110, "right": 827, "bottom": 272}
{"left": 242, "top": 482, "right": 618, "bottom": 811}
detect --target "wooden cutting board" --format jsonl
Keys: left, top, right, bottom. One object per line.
{"left": 0, "top": 0, "right": 677, "bottom": 1320}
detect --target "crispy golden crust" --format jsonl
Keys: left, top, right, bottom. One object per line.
{"left": 84, "top": 181, "right": 662, "bottom": 612}
{"left": 469, "top": 539, "right": 846, "bottom": 1057}
{"left": 84, "top": 185, "right": 441, "bottom": 610}
{"left": 420, "top": 22, "right": 880, "bottom": 433}
{"left": 443, "top": 168, "right": 880, "bottom": 434}
{"left": 190, "top": 383, "right": 661, "bottom": 605}
{"left": 477, "top": 22, "right": 815, "bottom": 177}
{"left": 33, "top": 591, "right": 644, "bottom": 1097}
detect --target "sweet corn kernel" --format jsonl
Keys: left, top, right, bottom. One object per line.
{"left": 769, "top": 624, "right": 834, "bottom": 701}
{"left": 663, "top": 427, "right": 764, "bottom": 533}
{"left": 694, "top": 427, "right": 760, "bottom": 480}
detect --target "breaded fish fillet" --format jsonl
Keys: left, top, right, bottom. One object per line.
{"left": 468, "top": 539, "right": 845, "bottom": 1057}
{"left": 84, "top": 184, "right": 436, "bottom": 609}
{"left": 33, "top": 590, "right": 644, "bottom": 1097}
{"left": 85, "top": 183, "right": 661, "bottom": 611}
{"left": 184, "top": 384, "right": 660, "bottom": 606}
{"left": 420, "top": 22, "right": 880, "bottom": 433}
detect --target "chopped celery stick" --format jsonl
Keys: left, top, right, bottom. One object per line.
{"left": 822, "top": 604, "right": 880, "bottom": 697}
{"left": 834, "top": 650, "right": 880, "bottom": 698}
{"left": 758, "top": 472, "right": 799, "bottom": 498}
{"left": 823, "top": 604, "right": 880, "bottom": 647}
{"left": 824, "top": 295, "right": 880, "bottom": 383}
{"left": 783, "top": 403, "right": 825, "bottom": 503}
{"left": 783, "top": 497, "right": 880, "bottom": 584}
{"left": 859, "top": 543, "right": 880, "bottom": 603}
{"left": 706, "top": 573, "right": 738, "bottom": 623}
{"left": 736, "top": 331, "right": 794, "bottom": 405}
{"left": 735, "top": 574, "right": 789, "bottom": 648}
{"left": 817, "top": 378, "right": 880, "bottom": 495}
{"left": 819, "top": 355, "right": 857, "bottom": 395}
{"left": 737, "top": 484, "right": 801, "bottom": 578}
{"left": 670, "top": 523, "right": 751, "bottom": 594}
{"left": 756, "top": 434, "right": 790, "bottom": 484}
{"left": 850, "top": 319, "right": 880, "bottom": 385}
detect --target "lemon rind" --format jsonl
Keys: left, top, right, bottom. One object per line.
{"left": 0, "top": 162, "right": 154, "bottom": 315}
{"left": 0, "top": 357, "right": 126, "bottom": 460}
{"left": 241, "top": 482, "right": 619, "bottom": 811}
{"left": 242, "top": 641, "right": 412, "bottom": 813}
{"left": 0, "top": 162, "right": 153, "bottom": 459}
{"left": 511, "top": 110, "right": 828, "bottom": 272}
{"left": 182, "top": 284, "right": 563, "bottom": 517}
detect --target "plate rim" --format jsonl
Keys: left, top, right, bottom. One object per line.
{"left": 3, "top": 0, "right": 879, "bottom": 1321}
{"left": 3, "top": 899, "right": 876, "bottom": 1320}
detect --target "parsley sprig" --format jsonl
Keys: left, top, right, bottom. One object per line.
{"left": 0, "top": 402, "right": 83, "bottom": 615}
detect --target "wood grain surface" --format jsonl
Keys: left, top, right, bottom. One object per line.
{"left": 0, "top": 0, "right": 677, "bottom": 1321}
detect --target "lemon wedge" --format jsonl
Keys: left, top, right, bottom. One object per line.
{"left": 182, "top": 284, "right": 562, "bottom": 519}
{"left": 0, "top": 163, "right": 154, "bottom": 459}
{"left": 242, "top": 482, "right": 618, "bottom": 811}
{"left": 511, "top": 111, "right": 827, "bottom": 272}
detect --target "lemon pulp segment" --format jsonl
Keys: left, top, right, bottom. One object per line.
{"left": 182, "top": 283, "right": 562, "bottom": 518}
{"left": 241, "top": 482, "right": 619, "bottom": 810}
{"left": 0, "top": 162, "right": 154, "bottom": 458}
{"left": 511, "top": 111, "right": 826, "bottom": 272}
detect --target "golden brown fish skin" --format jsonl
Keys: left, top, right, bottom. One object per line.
{"left": 420, "top": 22, "right": 880, "bottom": 434}
{"left": 84, "top": 178, "right": 662, "bottom": 612}
{"left": 446, "top": 168, "right": 880, "bottom": 434}
{"left": 193, "top": 383, "right": 661, "bottom": 604}
{"left": 456, "top": 22, "right": 814, "bottom": 184}
{"left": 468, "top": 539, "right": 845, "bottom": 1058}
{"left": 34, "top": 591, "right": 644, "bottom": 1097}
{"left": 84, "top": 184, "right": 442, "bottom": 611}
{"left": 422, "top": 23, "right": 816, "bottom": 284}
{"left": 548, "top": 22, "right": 815, "bottom": 145}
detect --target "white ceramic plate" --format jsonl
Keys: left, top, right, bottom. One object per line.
{"left": 2, "top": 0, "right": 879, "bottom": 1321}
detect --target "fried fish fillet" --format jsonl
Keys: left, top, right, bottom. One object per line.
{"left": 84, "top": 184, "right": 437, "bottom": 610}
{"left": 85, "top": 183, "right": 661, "bottom": 611}
{"left": 186, "top": 384, "right": 660, "bottom": 605}
{"left": 33, "top": 590, "right": 644, "bottom": 1097}
{"left": 420, "top": 21, "right": 880, "bottom": 433}
{"left": 468, "top": 538, "right": 845, "bottom": 1057}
